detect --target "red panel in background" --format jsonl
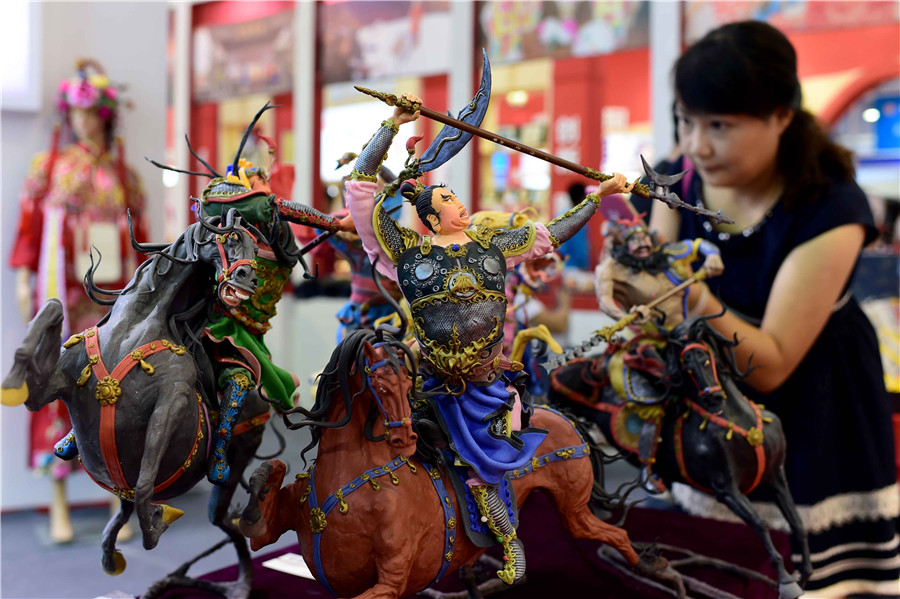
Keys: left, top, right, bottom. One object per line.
{"left": 788, "top": 24, "right": 900, "bottom": 125}
{"left": 550, "top": 49, "right": 650, "bottom": 272}
{"left": 421, "top": 73, "right": 449, "bottom": 189}
{"left": 497, "top": 94, "right": 545, "bottom": 128}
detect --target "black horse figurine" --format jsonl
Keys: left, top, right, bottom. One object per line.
{"left": 1, "top": 209, "right": 269, "bottom": 599}
{"left": 549, "top": 314, "right": 812, "bottom": 599}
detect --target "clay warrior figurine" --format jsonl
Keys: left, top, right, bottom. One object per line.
{"left": 150, "top": 104, "right": 353, "bottom": 483}
{"left": 593, "top": 214, "right": 723, "bottom": 473}
{"left": 345, "top": 91, "right": 633, "bottom": 584}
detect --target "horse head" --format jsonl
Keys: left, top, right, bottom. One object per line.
{"left": 196, "top": 208, "right": 259, "bottom": 308}
{"left": 362, "top": 338, "right": 417, "bottom": 456}
{"left": 668, "top": 314, "right": 740, "bottom": 408}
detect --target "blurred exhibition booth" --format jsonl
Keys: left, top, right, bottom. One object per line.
{"left": 2, "top": 1, "right": 898, "bottom": 510}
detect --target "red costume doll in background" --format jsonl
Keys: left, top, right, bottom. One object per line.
{"left": 10, "top": 59, "right": 146, "bottom": 543}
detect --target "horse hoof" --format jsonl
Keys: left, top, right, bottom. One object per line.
{"left": 0, "top": 380, "right": 29, "bottom": 407}
{"left": 161, "top": 504, "right": 184, "bottom": 525}
{"left": 778, "top": 580, "right": 803, "bottom": 599}
{"left": 104, "top": 551, "right": 127, "bottom": 576}
{"left": 238, "top": 515, "right": 268, "bottom": 539}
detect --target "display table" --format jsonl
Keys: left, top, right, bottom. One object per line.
{"left": 158, "top": 491, "right": 792, "bottom": 598}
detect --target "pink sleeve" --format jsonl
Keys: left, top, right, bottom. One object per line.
{"left": 504, "top": 222, "right": 554, "bottom": 269}
{"left": 344, "top": 179, "right": 398, "bottom": 281}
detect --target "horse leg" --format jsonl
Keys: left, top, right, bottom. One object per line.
{"left": 2, "top": 298, "right": 65, "bottom": 407}
{"left": 344, "top": 505, "right": 416, "bottom": 599}
{"left": 133, "top": 383, "right": 191, "bottom": 550}
{"left": 768, "top": 466, "right": 811, "bottom": 587}
{"left": 714, "top": 484, "right": 803, "bottom": 599}
{"left": 200, "top": 416, "right": 266, "bottom": 598}
{"left": 546, "top": 468, "right": 686, "bottom": 598}
{"left": 99, "top": 498, "right": 135, "bottom": 575}
{"left": 554, "top": 490, "right": 639, "bottom": 566}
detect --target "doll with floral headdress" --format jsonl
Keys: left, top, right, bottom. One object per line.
{"left": 10, "top": 59, "right": 146, "bottom": 542}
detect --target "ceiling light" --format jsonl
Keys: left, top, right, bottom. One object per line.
{"left": 862, "top": 108, "right": 881, "bottom": 123}
{"left": 506, "top": 90, "right": 529, "bottom": 107}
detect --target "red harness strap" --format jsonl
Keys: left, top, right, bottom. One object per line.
{"left": 231, "top": 410, "right": 271, "bottom": 437}
{"left": 80, "top": 326, "right": 202, "bottom": 498}
{"left": 674, "top": 399, "right": 767, "bottom": 495}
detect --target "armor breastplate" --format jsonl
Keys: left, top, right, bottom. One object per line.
{"left": 398, "top": 240, "right": 507, "bottom": 382}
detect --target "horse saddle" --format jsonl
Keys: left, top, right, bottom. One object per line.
{"left": 608, "top": 343, "right": 668, "bottom": 405}
{"left": 440, "top": 450, "right": 519, "bottom": 548}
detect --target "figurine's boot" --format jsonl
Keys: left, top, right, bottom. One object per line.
{"left": 53, "top": 429, "right": 78, "bottom": 461}
{"left": 472, "top": 484, "right": 526, "bottom": 585}
{"left": 208, "top": 370, "right": 253, "bottom": 484}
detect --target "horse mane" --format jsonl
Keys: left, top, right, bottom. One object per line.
{"left": 279, "top": 328, "right": 374, "bottom": 465}
{"left": 280, "top": 326, "right": 417, "bottom": 466}
{"left": 668, "top": 311, "right": 752, "bottom": 380}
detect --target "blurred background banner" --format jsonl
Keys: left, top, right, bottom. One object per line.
{"left": 318, "top": 0, "right": 452, "bottom": 84}
{"left": 685, "top": 0, "right": 900, "bottom": 42}
{"left": 193, "top": 11, "right": 295, "bottom": 103}
{"left": 477, "top": 1, "right": 649, "bottom": 64}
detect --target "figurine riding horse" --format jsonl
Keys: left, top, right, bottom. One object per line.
{"left": 549, "top": 314, "right": 812, "bottom": 599}
{"left": 237, "top": 308, "right": 661, "bottom": 598}
{"left": 1, "top": 209, "right": 268, "bottom": 598}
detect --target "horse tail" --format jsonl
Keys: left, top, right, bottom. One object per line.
{"left": 253, "top": 417, "right": 286, "bottom": 460}
{"left": 83, "top": 247, "right": 124, "bottom": 306}
{"left": 561, "top": 408, "right": 643, "bottom": 524}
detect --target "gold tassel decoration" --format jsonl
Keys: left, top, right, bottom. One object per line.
{"left": 63, "top": 334, "right": 85, "bottom": 349}
{"left": 76, "top": 355, "right": 100, "bottom": 387}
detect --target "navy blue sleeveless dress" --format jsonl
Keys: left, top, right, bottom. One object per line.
{"left": 670, "top": 165, "right": 900, "bottom": 595}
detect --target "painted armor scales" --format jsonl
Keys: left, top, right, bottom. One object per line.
{"left": 399, "top": 236, "right": 508, "bottom": 384}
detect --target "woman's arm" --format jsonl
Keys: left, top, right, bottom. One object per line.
{"left": 648, "top": 200, "right": 681, "bottom": 244}
{"left": 691, "top": 223, "right": 865, "bottom": 392}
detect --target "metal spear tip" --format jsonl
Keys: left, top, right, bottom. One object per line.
{"left": 641, "top": 154, "right": 688, "bottom": 189}
{"left": 710, "top": 210, "right": 735, "bottom": 225}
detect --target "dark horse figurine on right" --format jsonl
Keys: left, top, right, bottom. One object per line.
{"left": 549, "top": 314, "right": 812, "bottom": 599}
{"left": 1, "top": 209, "right": 269, "bottom": 599}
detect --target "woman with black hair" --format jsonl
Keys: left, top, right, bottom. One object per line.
{"left": 650, "top": 20, "right": 899, "bottom": 596}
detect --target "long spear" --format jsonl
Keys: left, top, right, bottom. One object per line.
{"left": 355, "top": 86, "right": 733, "bottom": 224}
{"left": 542, "top": 269, "right": 709, "bottom": 371}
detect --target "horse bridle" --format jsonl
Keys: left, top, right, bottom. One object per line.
{"left": 680, "top": 341, "right": 723, "bottom": 399}
{"left": 214, "top": 228, "right": 258, "bottom": 284}
{"left": 364, "top": 341, "right": 412, "bottom": 437}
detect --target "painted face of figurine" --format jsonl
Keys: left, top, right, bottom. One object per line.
{"left": 675, "top": 103, "right": 792, "bottom": 189}
{"left": 70, "top": 107, "right": 106, "bottom": 145}
{"left": 625, "top": 229, "right": 653, "bottom": 258}
{"left": 427, "top": 187, "right": 471, "bottom": 234}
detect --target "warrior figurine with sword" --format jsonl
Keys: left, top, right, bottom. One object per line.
{"left": 344, "top": 52, "right": 634, "bottom": 583}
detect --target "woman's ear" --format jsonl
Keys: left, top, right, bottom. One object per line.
{"left": 773, "top": 106, "right": 794, "bottom": 135}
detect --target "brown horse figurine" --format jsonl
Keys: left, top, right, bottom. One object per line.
{"left": 238, "top": 322, "right": 660, "bottom": 598}
{"left": 549, "top": 315, "right": 812, "bottom": 599}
